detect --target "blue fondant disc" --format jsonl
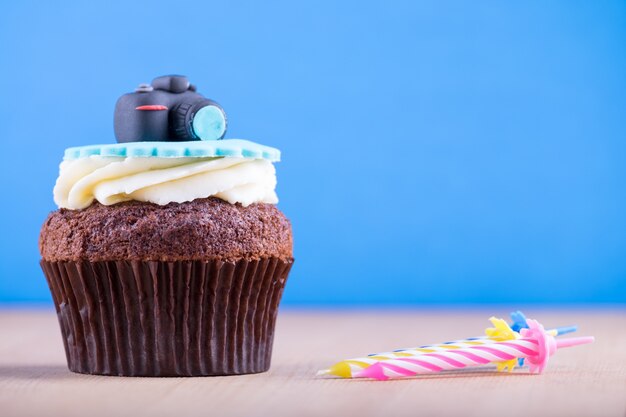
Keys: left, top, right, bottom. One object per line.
{"left": 63, "top": 139, "right": 281, "bottom": 161}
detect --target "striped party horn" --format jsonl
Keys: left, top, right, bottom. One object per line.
{"left": 354, "top": 319, "right": 594, "bottom": 380}
{"left": 318, "top": 314, "right": 569, "bottom": 377}
{"left": 373, "top": 317, "right": 522, "bottom": 372}
{"left": 317, "top": 337, "right": 504, "bottom": 378}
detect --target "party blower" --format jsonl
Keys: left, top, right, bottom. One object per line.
{"left": 318, "top": 311, "right": 578, "bottom": 378}
{"left": 319, "top": 319, "right": 593, "bottom": 381}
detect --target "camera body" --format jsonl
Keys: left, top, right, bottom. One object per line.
{"left": 114, "top": 75, "right": 227, "bottom": 143}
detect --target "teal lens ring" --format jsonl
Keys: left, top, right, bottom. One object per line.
{"left": 192, "top": 105, "right": 227, "bottom": 141}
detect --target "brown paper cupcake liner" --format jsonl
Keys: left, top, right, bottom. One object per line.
{"left": 40, "top": 258, "right": 293, "bottom": 377}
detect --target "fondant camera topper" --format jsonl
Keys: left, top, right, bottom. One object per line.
{"left": 114, "top": 75, "right": 227, "bottom": 143}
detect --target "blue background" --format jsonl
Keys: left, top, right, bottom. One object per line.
{"left": 0, "top": 1, "right": 625, "bottom": 305}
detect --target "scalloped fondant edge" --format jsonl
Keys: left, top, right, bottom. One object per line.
{"left": 63, "top": 139, "right": 281, "bottom": 162}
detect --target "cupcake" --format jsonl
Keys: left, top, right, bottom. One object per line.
{"left": 39, "top": 75, "right": 294, "bottom": 377}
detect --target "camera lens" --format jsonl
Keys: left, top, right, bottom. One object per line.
{"left": 192, "top": 104, "right": 227, "bottom": 141}
{"left": 170, "top": 99, "right": 227, "bottom": 141}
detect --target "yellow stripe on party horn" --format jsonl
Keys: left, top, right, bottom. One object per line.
{"left": 317, "top": 360, "right": 374, "bottom": 378}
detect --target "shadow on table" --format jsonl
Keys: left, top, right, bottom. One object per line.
{"left": 0, "top": 364, "right": 75, "bottom": 380}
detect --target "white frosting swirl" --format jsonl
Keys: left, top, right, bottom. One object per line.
{"left": 54, "top": 156, "right": 278, "bottom": 209}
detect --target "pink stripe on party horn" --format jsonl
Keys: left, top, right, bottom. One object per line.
{"left": 471, "top": 346, "right": 517, "bottom": 361}
{"left": 446, "top": 350, "right": 492, "bottom": 364}
{"left": 395, "top": 358, "right": 444, "bottom": 372}
{"left": 497, "top": 341, "right": 538, "bottom": 356}
{"left": 378, "top": 363, "right": 418, "bottom": 377}
{"left": 358, "top": 363, "right": 391, "bottom": 380}
{"left": 420, "top": 353, "right": 466, "bottom": 368}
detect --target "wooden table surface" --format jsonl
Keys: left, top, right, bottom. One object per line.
{"left": 1, "top": 308, "right": 625, "bottom": 417}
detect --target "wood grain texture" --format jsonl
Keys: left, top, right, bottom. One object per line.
{"left": 1, "top": 309, "right": 624, "bottom": 417}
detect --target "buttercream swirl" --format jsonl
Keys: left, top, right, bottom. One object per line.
{"left": 54, "top": 155, "right": 278, "bottom": 209}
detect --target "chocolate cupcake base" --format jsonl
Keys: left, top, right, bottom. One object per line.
{"left": 41, "top": 258, "right": 292, "bottom": 377}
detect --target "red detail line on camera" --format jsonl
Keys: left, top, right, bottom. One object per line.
{"left": 135, "top": 105, "right": 169, "bottom": 111}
